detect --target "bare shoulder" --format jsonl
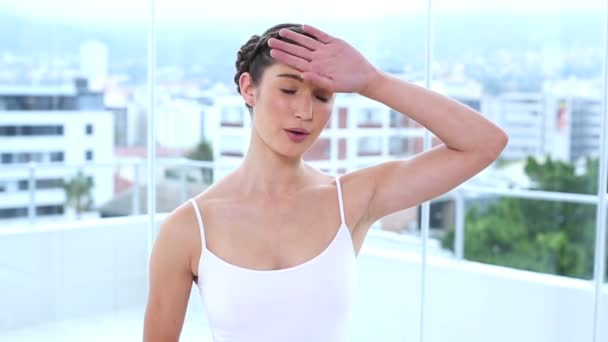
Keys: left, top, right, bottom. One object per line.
{"left": 144, "top": 197, "right": 206, "bottom": 341}
{"left": 161, "top": 179, "right": 234, "bottom": 269}
{"left": 331, "top": 168, "right": 376, "bottom": 228}
{"left": 161, "top": 177, "right": 230, "bottom": 243}
{"left": 303, "top": 167, "right": 371, "bottom": 238}
{"left": 154, "top": 200, "right": 203, "bottom": 274}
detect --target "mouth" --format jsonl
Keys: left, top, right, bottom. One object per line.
{"left": 284, "top": 128, "right": 310, "bottom": 135}
{"left": 284, "top": 129, "right": 310, "bottom": 143}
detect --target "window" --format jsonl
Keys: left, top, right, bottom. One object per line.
{"left": 221, "top": 107, "right": 244, "bottom": 126}
{"left": 1, "top": 153, "right": 13, "bottom": 164}
{"left": 36, "top": 178, "right": 64, "bottom": 190}
{"left": 2, "top": 2, "right": 607, "bottom": 342}
{"left": 16, "top": 153, "right": 30, "bottom": 163}
{"left": 17, "top": 180, "right": 29, "bottom": 191}
{"left": 49, "top": 151, "right": 64, "bottom": 163}
{"left": 36, "top": 205, "right": 64, "bottom": 216}
{"left": 20, "top": 125, "right": 63, "bottom": 136}
{"left": 357, "top": 108, "right": 383, "bottom": 126}
{"left": 357, "top": 136, "right": 382, "bottom": 155}
{"left": 0, "top": 207, "right": 28, "bottom": 219}
{"left": 0, "top": 126, "right": 17, "bottom": 136}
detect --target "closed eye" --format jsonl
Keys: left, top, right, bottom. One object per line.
{"left": 315, "top": 95, "right": 329, "bottom": 103}
{"left": 281, "top": 89, "right": 329, "bottom": 103}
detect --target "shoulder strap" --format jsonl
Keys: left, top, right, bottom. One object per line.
{"left": 189, "top": 198, "right": 207, "bottom": 250}
{"left": 335, "top": 176, "right": 346, "bottom": 226}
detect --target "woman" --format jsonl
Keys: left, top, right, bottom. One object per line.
{"left": 143, "top": 23, "right": 508, "bottom": 342}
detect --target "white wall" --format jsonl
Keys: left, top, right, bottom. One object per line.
{"left": 0, "top": 217, "right": 606, "bottom": 342}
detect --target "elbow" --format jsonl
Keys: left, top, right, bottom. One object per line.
{"left": 482, "top": 129, "right": 509, "bottom": 163}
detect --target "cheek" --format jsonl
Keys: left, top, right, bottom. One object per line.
{"left": 316, "top": 106, "right": 332, "bottom": 125}
{"left": 264, "top": 93, "right": 292, "bottom": 117}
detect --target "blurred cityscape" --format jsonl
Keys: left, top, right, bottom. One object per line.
{"left": 0, "top": 10, "right": 604, "bottom": 231}
{"left": 0, "top": 6, "right": 607, "bottom": 342}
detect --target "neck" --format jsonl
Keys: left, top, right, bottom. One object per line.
{"left": 235, "top": 128, "right": 311, "bottom": 198}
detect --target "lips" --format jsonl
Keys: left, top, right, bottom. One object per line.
{"left": 284, "top": 128, "right": 310, "bottom": 143}
{"left": 285, "top": 128, "right": 310, "bottom": 135}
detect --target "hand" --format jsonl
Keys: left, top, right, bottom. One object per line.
{"left": 267, "top": 25, "right": 381, "bottom": 95}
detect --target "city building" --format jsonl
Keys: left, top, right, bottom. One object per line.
{"left": 0, "top": 78, "right": 114, "bottom": 223}
{"left": 543, "top": 78, "right": 603, "bottom": 164}
{"left": 493, "top": 91, "right": 545, "bottom": 161}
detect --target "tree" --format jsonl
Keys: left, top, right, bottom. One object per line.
{"left": 187, "top": 139, "right": 214, "bottom": 184}
{"left": 442, "top": 156, "right": 606, "bottom": 280}
{"left": 63, "top": 171, "right": 94, "bottom": 220}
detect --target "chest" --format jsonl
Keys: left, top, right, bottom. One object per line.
{"left": 199, "top": 192, "right": 345, "bottom": 272}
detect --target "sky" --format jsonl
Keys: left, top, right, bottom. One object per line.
{"left": 0, "top": 0, "right": 604, "bottom": 27}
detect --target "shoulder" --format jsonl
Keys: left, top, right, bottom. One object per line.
{"left": 154, "top": 200, "right": 201, "bottom": 266}
{"left": 333, "top": 168, "right": 379, "bottom": 229}
{"left": 302, "top": 166, "right": 373, "bottom": 231}
{"left": 162, "top": 179, "right": 231, "bottom": 246}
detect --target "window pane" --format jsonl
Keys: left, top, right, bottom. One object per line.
{"left": 429, "top": 1, "right": 605, "bottom": 195}
{"left": 601, "top": 204, "right": 608, "bottom": 342}
{"left": 428, "top": 1, "right": 604, "bottom": 340}
{"left": 0, "top": 1, "right": 149, "bottom": 341}
{"left": 430, "top": 193, "right": 596, "bottom": 340}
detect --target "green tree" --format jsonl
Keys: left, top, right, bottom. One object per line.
{"left": 442, "top": 156, "right": 605, "bottom": 279}
{"left": 187, "top": 139, "right": 214, "bottom": 184}
{"left": 63, "top": 171, "right": 94, "bottom": 220}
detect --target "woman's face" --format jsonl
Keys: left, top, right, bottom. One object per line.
{"left": 247, "top": 63, "right": 334, "bottom": 159}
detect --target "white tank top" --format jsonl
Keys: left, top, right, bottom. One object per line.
{"left": 189, "top": 176, "right": 357, "bottom": 342}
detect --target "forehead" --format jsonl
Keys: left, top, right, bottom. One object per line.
{"left": 264, "top": 63, "right": 301, "bottom": 81}
{"left": 259, "top": 63, "right": 334, "bottom": 95}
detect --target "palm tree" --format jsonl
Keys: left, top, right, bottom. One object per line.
{"left": 187, "top": 139, "right": 214, "bottom": 184}
{"left": 63, "top": 171, "right": 94, "bottom": 219}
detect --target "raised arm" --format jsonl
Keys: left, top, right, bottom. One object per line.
{"left": 143, "top": 208, "right": 197, "bottom": 342}
{"left": 352, "top": 72, "right": 507, "bottom": 223}
{"left": 268, "top": 24, "right": 508, "bottom": 231}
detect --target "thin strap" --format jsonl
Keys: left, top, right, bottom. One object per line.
{"left": 189, "top": 198, "right": 206, "bottom": 250}
{"left": 335, "top": 176, "right": 346, "bottom": 226}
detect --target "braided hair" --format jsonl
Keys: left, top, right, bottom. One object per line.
{"left": 234, "top": 23, "right": 317, "bottom": 112}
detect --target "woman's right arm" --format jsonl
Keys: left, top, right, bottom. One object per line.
{"left": 143, "top": 211, "right": 196, "bottom": 342}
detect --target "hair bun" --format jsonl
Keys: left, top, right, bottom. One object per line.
{"left": 234, "top": 34, "right": 263, "bottom": 94}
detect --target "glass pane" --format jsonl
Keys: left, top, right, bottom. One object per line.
{"left": 355, "top": 212, "right": 422, "bottom": 342}
{"left": 601, "top": 204, "right": 608, "bottom": 341}
{"left": 429, "top": 2, "right": 604, "bottom": 339}
{"left": 432, "top": 192, "right": 596, "bottom": 341}
{"left": 430, "top": 1, "right": 605, "bottom": 195}
{"left": 0, "top": 1, "right": 149, "bottom": 341}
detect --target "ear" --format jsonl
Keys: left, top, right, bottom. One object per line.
{"left": 239, "top": 72, "right": 256, "bottom": 107}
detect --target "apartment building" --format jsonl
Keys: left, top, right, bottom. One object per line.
{"left": 0, "top": 78, "right": 114, "bottom": 223}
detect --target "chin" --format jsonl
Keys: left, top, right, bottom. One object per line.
{"left": 277, "top": 145, "right": 309, "bottom": 160}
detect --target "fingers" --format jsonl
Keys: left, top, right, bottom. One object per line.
{"left": 268, "top": 38, "right": 312, "bottom": 62}
{"left": 302, "top": 25, "right": 334, "bottom": 44}
{"left": 278, "top": 28, "right": 323, "bottom": 51}
{"left": 269, "top": 49, "right": 309, "bottom": 72}
{"left": 302, "top": 72, "right": 334, "bottom": 92}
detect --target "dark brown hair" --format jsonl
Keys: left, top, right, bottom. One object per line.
{"left": 234, "top": 23, "right": 317, "bottom": 112}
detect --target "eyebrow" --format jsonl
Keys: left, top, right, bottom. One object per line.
{"left": 276, "top": 73, "right": 303, "bottom": 82}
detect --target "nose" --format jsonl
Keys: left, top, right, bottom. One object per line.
{"left": 294, "top": 94, "right": 313, "bottom": 121}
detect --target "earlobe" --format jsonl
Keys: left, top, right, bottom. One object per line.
{"left": 239, "top": 72, "right": 256, "bottom": 107}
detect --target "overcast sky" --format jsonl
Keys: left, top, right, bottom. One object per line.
{"left": 0, "top": 0, "right": 603, "bottom": 27}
